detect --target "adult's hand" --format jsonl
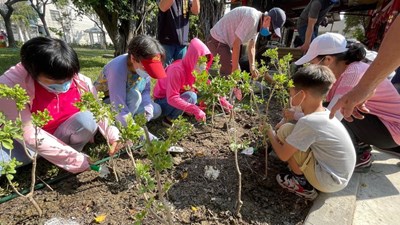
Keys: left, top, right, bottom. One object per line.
{"left": 329, "top": 89, "right": 371, "bottom": 121}
{"left": 300, "top": 43, "right": 309, "bottom": 53}
{"left": 250, "top": 66, "right": 260, "bottom": 79}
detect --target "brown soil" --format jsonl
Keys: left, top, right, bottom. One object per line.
{"left": 0, "top": 104, "right": 312, "bottom": 225}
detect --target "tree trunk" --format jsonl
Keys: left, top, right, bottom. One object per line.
{"left": 3, "top": 13, "right": 16, "bottom": 47}
{"left": 0, "top": 1, "right": 18, "bottom": 47}
{"left": 39, "top": 14, "right": 51, "bottom": 37}
{"left": 199, "top": 0, "right": 226, "bottom": 39}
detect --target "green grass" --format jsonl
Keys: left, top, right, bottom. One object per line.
{"left": 0, "top": 47, "right": 114, "bottom": 81}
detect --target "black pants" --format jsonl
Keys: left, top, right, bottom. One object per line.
{"left": 342, "top": 113, "right": 400, "bottom": 153}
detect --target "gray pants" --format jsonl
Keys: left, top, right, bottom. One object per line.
{"left": 207, "top": 35, "right": 232, "bottom": 76}
{"left": 0, "top": 111, "right": 97, "bottom": 173}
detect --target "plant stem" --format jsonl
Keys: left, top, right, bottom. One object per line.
{"left": 265, "top": 141, "right": 269, "bottom": 176}
{"left": 7, "top": 176, "right": 42, "bottom": 216}
{"left": 105, "top": 127, "right": 119, "bottom": 182}
{"left": 155, "top": 171, "right": 173, "bottom": 225}
{"left": 231, "top": 110, "right": 243, "bottom": 216}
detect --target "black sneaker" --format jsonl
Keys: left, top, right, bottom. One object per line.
{"left": 276, "top": 173, "right": 318, "bottom": 200}
{"left": 355, "top": 150, "right": 372, "bottom": 173}
{"left": 162, "top": 118, "right": 173, "bottom": 127}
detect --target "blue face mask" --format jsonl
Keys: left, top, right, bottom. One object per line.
{"left": 39, "top": 80, "right": 72, "bottom": 93}
{"left": 136, "top": 68, "right": 150, "bottom": 79}
{"left": 260, "top": 27, "right": 271, "bottom": 37}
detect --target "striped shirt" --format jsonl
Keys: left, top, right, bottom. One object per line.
{"left": 327, "top": 61, "right": 400, "bottom": 145}
{"left": 210, "top": 6, "right": 262, "bottom": 48}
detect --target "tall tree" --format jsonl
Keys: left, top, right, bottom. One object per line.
{"left": 28, "top": 0, "right": 52, "bottom": 36}
{"left": 72, "top": 0, "right": 157, "bottom": 56}
{"left": 0, "top": 0, "right": 25, "bottom": 47}
{"left": 343, "top": 13, "right": 370, "bottom": 42}
{"left": 12, "top": 1, "right": 38, "bottom": 42}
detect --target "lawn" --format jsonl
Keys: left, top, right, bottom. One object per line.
{"left": 0, "top": 47, "right": 114, "bottom": 81}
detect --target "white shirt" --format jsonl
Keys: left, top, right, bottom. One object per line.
{"left": 210, "top": 6, "right": 262, "bottom": 48}
{"left": 286, "top": 109, "right": 356, "bottom": 192}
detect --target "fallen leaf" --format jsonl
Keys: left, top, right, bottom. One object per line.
{"left": 195, "top": 151, "right": 204, "bottom": 157}
{"left": 94, "top": 214, "right": 106, "bottom": 223}
{"left": 181, "top": 171, "right": 188, "bottom": 180}
{"left": 191, "top": 206, "right": 198, "bottom": 212}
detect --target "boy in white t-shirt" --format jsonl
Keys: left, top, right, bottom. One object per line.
{"left": 264, "top": 65, "right": 356, "bottom": 200}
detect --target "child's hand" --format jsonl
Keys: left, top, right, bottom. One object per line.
{"left": 275, "top": 118, "right": 286, "bottom": 129}
{"left": 260, "top": 123, "right": 273, "bottom": 136}
{"left": 109, "top": 142, "right": 123, "bottom": 156}
{"left": 283, "top": 108, "right": 296, "bottom": 121}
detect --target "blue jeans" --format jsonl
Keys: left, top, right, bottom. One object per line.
{"left": 104, "top": 89, "right": 162, "bottom": 121}
{"left": 126, "top": 88, "right": 161, "bottom": 120}
{"left": 162, "top": 44, "right": 187, "bottom": 66}
{"left": 155, "top": 91, "right": 197, "bottom": 119}
{"left": 0, "top": 111, "right": 97, "bottom": 174}
{"left": 297, "top": 25, "right": 319, "bottom": 45}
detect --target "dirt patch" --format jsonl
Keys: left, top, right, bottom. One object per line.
{"left": 0, "top": 105, "right": 312, "bottom": 224}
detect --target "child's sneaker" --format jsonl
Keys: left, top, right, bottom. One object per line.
{"left": 162, "top": 118, "right": 173, "bottom": 128}
{"left": 276, "top": 173, "right": 318, "bottom": 200}
{"left": 355, "top": 150, "right": 372, "bottom": 173}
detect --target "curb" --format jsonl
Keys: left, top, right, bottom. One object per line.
{"left": 304, "top": 173, "right": 361, "bottom": 225}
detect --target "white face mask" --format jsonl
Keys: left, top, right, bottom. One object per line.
{"left": 289, "top": 90, "right": 304, "bottom": 110}
{"left": 136, "top": 68, "right": 150, "bottom": 79}
{"left": 195, "top": 64, "right": 207, "bottom": 73}
{"left": 316, "top": 56, "right": 332, "bottom": 68}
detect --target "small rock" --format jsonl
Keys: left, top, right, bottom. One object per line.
{"left": 173, "top": 157, "right": 182, "bottom": 165}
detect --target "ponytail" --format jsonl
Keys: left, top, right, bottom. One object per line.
{"left": 334, "top": 43, "right": 366, "bottom": 65}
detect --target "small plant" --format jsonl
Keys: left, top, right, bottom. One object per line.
{"left": 0, "top": 84, "right": 52, "bottom": 216}
{"left": 257, "top": 48, "right": 294, "bottom": 175}
{"left": 75, "top": 91, "right": 121, "bottom": 181}
{"left": 133, "top": 116, "right": 193, "bottom": 224}
{"left": 193, "top": 55, "right": 237, "bottom": 126}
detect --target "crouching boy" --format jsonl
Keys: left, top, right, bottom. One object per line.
{"left": 265, "top": 65, "right": 356, "bottom": 200}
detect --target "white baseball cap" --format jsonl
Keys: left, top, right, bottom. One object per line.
{"left": 295, "top": 32, "right": 348, "bottom": 65}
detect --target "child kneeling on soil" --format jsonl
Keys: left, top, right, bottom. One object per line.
{"left": 153, "top": 38, "right": 232, "bottom": 126}
{"left": 264, "top": 65, "right": 356, "bottom": 200}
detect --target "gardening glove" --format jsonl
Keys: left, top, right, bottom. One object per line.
{"left": 219, "top": 97, "right": 233, "bottom": 113}
{"left": 143, "top": 104, "right": 154, "bottom": 121}
{"left": 233, "top": 87, "right": 242, "bottom": 101}
{"left": 194, "top": 109, "right": 206, "bottom": 122}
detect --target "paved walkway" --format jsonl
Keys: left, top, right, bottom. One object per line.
{"left": 305, "top": 149, "right": 400, "bottom": 225}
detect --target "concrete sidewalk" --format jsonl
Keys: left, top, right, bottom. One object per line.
{"left": 304, "top": 149, "right": 400, "bottom": 225}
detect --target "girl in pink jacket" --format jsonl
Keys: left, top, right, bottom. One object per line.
{"left": 154, "top": 38, "right": 233, "bottom": 126}
{"left": 0, "top": 37, "right": 120, "bottom": 174}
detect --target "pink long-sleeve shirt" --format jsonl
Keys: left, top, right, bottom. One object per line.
{"left": 153, "top": 38, "right": 212, "bottom": 116}
{"left": 326, "top": 61, "right": 400, "bottom": 145}
{"left": 0, "top": 63, "right": 120, "bottom": 173}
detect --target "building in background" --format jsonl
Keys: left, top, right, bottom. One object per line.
{"left": 0, "top": 1, "right": 112, "bottom": 47}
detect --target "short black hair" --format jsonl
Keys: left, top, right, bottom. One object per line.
{"left": 317, "top": 43, "right": 366, "bottom": 65}
{"left": 20, "top": 37, "right": 80, "bottom": 81}
{"left": 127, "top": 35, "right": 165, "bottom": 63}
{"left": 292, "top": 65, "right": 336, "bottom": 97}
